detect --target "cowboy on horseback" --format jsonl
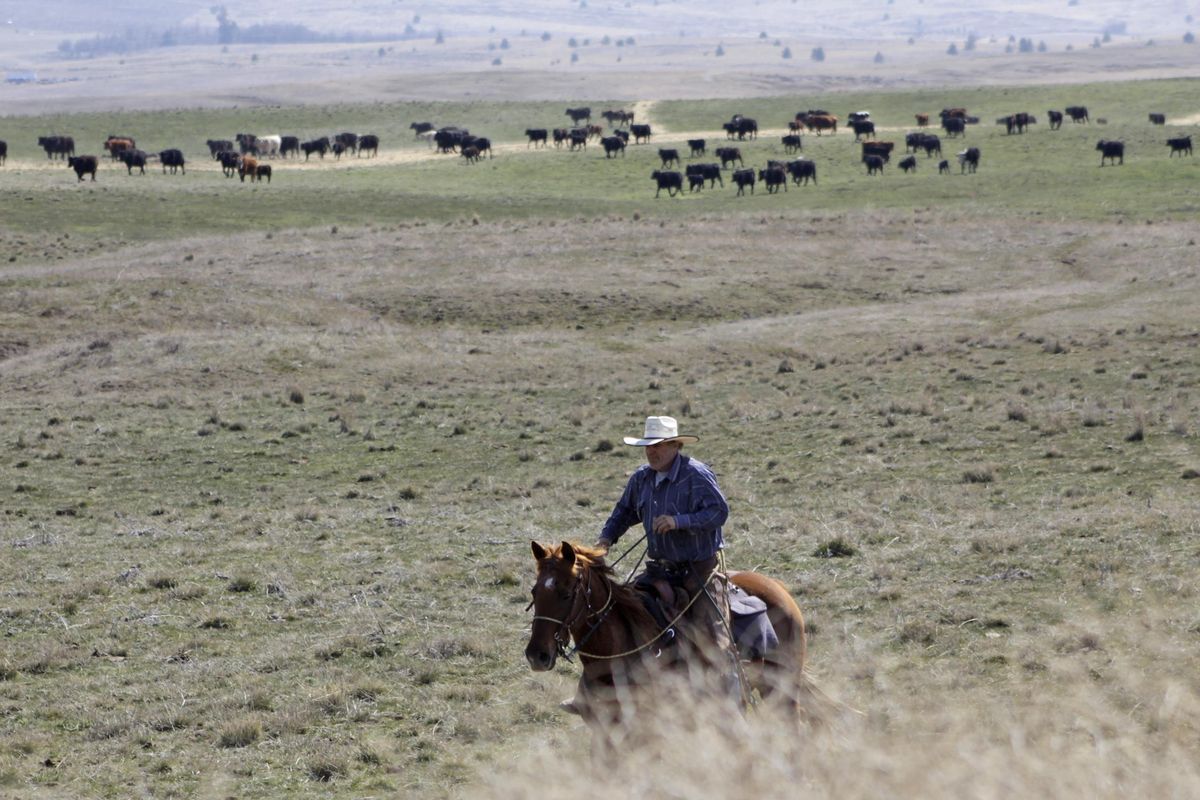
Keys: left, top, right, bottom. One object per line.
{"left": 586, "top": 415, "right": 743, "bottom": 707}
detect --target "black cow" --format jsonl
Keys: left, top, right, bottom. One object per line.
{"left": 435, "top": 128, "right": 467, "bottom": 153}
{"left": 920, "top": 134, "right": 942, "bottom": 158}
{"left": 410, "top": 122, "right": 435, "bottom": 136}
{"left": 280, "top": 136, "right": 300, "bottom": 158}
{"left": 614, "top": 129, "right": 629, "bottom": 144}
{"left": 568, "top": 129, "right": 588, "bottom": 150}
{"left": 525, "top": 128, "right": 548, "bottom": 148}
{"left": 786, "top": 158, "right": 816, "bottom": 185}
{"left": 1047, "top": 110, "right": 1064, "bottom": 130}
{"left": 39, "top": 135, "right": 75, "bottom": 160}
{"left": 358, "top": 135, "right": 380, "bottom": 157}
{"left": 218, "top": 150, "right": 241, "bottom": 177}
{"left": 782, "top": 134, "right": 803, "bottom": 154}
{"left": 566, "top": 107, "right": 591, "bottom": 124}
{"left": 686, "top": 171, "right": 707, "bottom": 192}
{"left": 758, "top": 165, "right": 788, "bottom": 194}
{"left": 688, "top": 138, "right": 706, "bottom": 157}
{"left": 716, "top": 147, "right": 743, "bottom": 167}
{"left": 67, "top": 155, "right": 98, "bottom": 181}
{"left": 1066, "top": 106, "right": 1089, "bottom": 123}
{"left": 601, "top": 136, "right": 626, "bottom": 158}
{"left": 732, "top": 168, "right": 756, "bottom": 196}
{"left": 1149, "top": 113, "right": 1166, "bottom": 125}
{"left": 301, "top": 137, "right": 329, "bottom": 160}
{"left": 685, "top": 163, "right": 723, "bottom": 189}
{"left": 119, "top": 149, "right": 147, "bottom": 175}
{"left": 552, "top": 128, "right": 569, "bottom": 148}
{"left": 207, "top": 139, "right": 234, "bottom": 158}
{"left": 724, "top": 116, "right": 758, "bottom": 140}
{"left": 862, "top": 141, "right": 895, "bottom": 163}
{"left": 658, "top": 148, "right": 681, "bottom": 167}
{"left": 958, "top": 147, "right": 981, "bottom": 173}
{"left": 1096, "top": 140, "right": 1124, "bottom": 166}
{"left": 942, "top": 117, "right": 966, "bottom": 137}
{"left": 235, "top": 133, "right": 257, "bottom": 154}
{"left": 905, "top": 132, "right": 924, "bottom": 153}
{"left": 864, "top": 155, "right": 885, "bottom": 175}
{"left": 651, "top": 170, "right": 683, "bottom": 198}
{"left": 471, "top": 137, "right": 492, "bottom": 158}
{"left": 851, "top": 120, "right": 876, "bottom": 141}
{"left": 631, "top": 124, "right": 652, "bottom": 144}
{"left": 256, "top": 164, "right": 272, "bottom": 183}
{"left": 898, "top": 155, "right": 917, "bottom": 173}
{"left": 938, "top": 159, "right": 950, "bottom": 174}
{"left": 160, "top": 149, "right": 186, "bottom": 175}
{"left": 461, "top": 145, "right": 481, "bottom": 164}
{"left": 0, "top": 140, "right": 6, "bottom": 165}
{"left": 334, "top": 132, "right": 359, "bottom": 154}
{"left": 331, "top": 142, "right": 348, "bottom": 159}
{"left": 1167, "top": 136, "right": 1193, "bottom": 157}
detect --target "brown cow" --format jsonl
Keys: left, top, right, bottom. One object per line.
{"left": 915, "top": 113, "right": 930, "bottom": 127}
{"left": 239, "top": 155, "right": 260, "bottom": 182}
{"left": 103, "top": 136, "right": 135, "bottom": 160}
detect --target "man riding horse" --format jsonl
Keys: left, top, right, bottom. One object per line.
{"left": 561, "top": 416, "right": 743, "bottom": 712}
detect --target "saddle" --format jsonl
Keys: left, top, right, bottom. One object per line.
{"left": 635, "top": 575, "right": 779, "bottom": 661}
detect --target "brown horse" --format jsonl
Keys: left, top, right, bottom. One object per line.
{"left": 525, "top": 541, "right": 829, "bottom": 743}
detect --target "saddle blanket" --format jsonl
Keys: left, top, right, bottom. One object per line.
{"left": 729, "top": 584, "right": 778, "bottom": 660}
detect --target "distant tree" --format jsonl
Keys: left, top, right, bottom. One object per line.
{"left": 811, "top": 46, "right": 825, "bottom": 61}
{"left": 782, "top": 46, "right": 792, "bottom": 59}
{"left": 964, "top": 33, "right": 977, "bottom": 51}
{"left": 541, "top": 31, "right": 551, "bottom": 41}
{"left": 568, "top": 37, "right": 578, "bottom": 47}
{"left": 760, "top": 31, "right": 768, "bottom": 39}
{"left": 1091, "top": 36, "right": 1101, "bottom": 47}
{"left": 626, "top": 37, "right": 635, "bottom": 45}
{"left": 1019, "top": 37, "right": 1034, "bottom": 52}
{"left": 601, "top": 35, "right": 610, "bottom": 45}
{"left": 947, "top": 42, "right": 958, "bottom": 55}
{"left": 1038, "top": 40, "right": 1047, "bottom": 52}
{"left": 1102, "top": 31, "right": 1111, "bottom": 43}
{"left": 250, "top": 52, "right": 258, "bottom": 62}
{"left": 435, "top": 31, "right": 444, "bottom": 44}
{"left": 570, "top": 51, "right": 579, "bottom": 63}
{"left": 377, "top": 46, "right": 385, "bottom": 58}
{"left": 492, "top": 57, "right": 502, "bottom": 66}
{"left": 1185, "top": 31, "right": 1196, "bottom": 44}
{"left": 1008, "top": 34, "right": 1016, "bottom": 43}
{"left": 715, "top": 44, "right": 725, "bottom": 56}
{"left": 413, "top": 14, "right": 421, "bottom": 23}
{"left": 907, "top": 36, "right": 915, "bottom": 45}
{"left": 488, "top": 42, "right": 496, "bottom": 51}
{"left": 1005, "top": 44, "right": 1014, "bottom": 53}
{"left": 874, "top": 51, "right": 885, "bottom": 63}
{"left": 500, "top": 38, "right": 509, "bottom": 49}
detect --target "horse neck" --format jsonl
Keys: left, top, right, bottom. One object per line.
{"left": 569, "top": 562, "right": 642, "bottom": 661}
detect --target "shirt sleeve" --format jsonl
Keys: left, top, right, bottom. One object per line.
{"left": 599, "top": 471, "right": 643, "bottom": 545}
{"left": 672, "top": 465, "right": 728, "bottom": 533}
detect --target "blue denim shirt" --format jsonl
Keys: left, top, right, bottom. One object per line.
{"left": 599, "top": 453, "right": 728, "bottom": 562}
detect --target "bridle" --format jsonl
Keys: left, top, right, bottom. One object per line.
{"left": 527, "top": 562, "right": 615, "bottom": 663}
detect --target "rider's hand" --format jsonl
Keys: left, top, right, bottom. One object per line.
{"left": 652, "top": 515, "right": 677, "bottom": 534}
{"left": 593, "top": 539, "right": 610, "bottom": 554}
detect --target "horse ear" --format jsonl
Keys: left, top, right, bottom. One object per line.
{"left": 531, "top": 541, "right": 548, "bottom": 561}
{"left": 560, "top": 541, "right": 576, "bottom": 569}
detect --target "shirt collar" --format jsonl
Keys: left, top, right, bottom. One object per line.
{"left": 655, "top": 452, "right": 684, "bottom": 484}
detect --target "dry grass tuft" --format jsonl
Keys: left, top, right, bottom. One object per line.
{"left": 217, "top": 717, "right": 262, "bottom": 748}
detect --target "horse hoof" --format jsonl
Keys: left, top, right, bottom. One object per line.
{"left": 559, "top": 697, "right": 584, "bottom": 716}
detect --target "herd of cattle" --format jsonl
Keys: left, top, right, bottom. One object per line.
{"left": 1, "top": 103, "right": 1194, "bottom": 196}
{"left": 1, "top": 130, "right": 383, "bottom": 183}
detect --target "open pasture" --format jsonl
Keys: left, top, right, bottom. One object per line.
{"left": 1, "top": 78, "right": 1199, "bottom": 247}
{"left": 2, "top": 81, "right": 1200, "bottom": 798}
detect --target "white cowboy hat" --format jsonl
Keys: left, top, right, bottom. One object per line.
{"left": 623, "top": 416, "right": 699, "bottom": 447}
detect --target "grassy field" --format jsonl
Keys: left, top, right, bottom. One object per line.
{"left": 2, "top": 78, "right": 1200, "bottom": 798}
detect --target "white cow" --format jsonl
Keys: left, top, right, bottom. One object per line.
{"left": 255, "top": 135, "right": 282, "bottom": 157}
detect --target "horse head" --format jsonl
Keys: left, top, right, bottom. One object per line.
{"left": 525, "top": 540, "right": 588, "bottom": 671}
